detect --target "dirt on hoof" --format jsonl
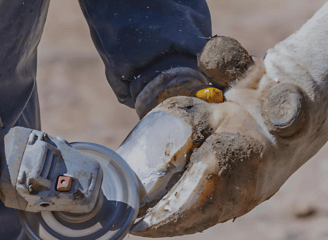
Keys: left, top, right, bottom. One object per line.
{"left": 199, "top": 36, "right": 254, "bottom": 88}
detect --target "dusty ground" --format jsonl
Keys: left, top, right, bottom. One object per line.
{"left": 38, "top": 1, "right": 328, "bottom": 239}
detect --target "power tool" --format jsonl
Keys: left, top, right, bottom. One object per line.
{"left": 0, "top": 107, "right": 196, "bottom": 239}
{"left": 0, "top": 127, "right": 140, "bottom": 240}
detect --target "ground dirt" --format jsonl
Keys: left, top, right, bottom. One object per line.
{"left": 38, "top": 1, "right": 328, "bottom": 239}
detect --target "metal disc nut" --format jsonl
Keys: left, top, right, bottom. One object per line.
{"left": 56, "top": 176, "right": 72, "bottom": 192}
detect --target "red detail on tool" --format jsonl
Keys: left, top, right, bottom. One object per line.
{"left": 56, "top": 176, "right": 72, "bottom": 192}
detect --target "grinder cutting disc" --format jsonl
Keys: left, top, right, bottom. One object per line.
{"left": 19, "top": 142, "right": 140, "bottom": 240}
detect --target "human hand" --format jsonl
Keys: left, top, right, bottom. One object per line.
{"left": 118, "top": 2, "right": 328, "bottom": 237}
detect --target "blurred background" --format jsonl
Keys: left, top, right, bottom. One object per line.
{"left": 37, "top": 1, "right": 328, "bottom": 239}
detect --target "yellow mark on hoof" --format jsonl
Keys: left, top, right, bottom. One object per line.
{"left": 196, "top": 87, "right": 223, "bottom": 103}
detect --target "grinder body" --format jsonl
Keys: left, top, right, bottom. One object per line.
{"left": 0, "top": 127, "right": 140, "bottom": 240}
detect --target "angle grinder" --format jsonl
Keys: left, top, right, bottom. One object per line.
{"left": 0, "top": 127, "right": 140, "bottom": 240}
